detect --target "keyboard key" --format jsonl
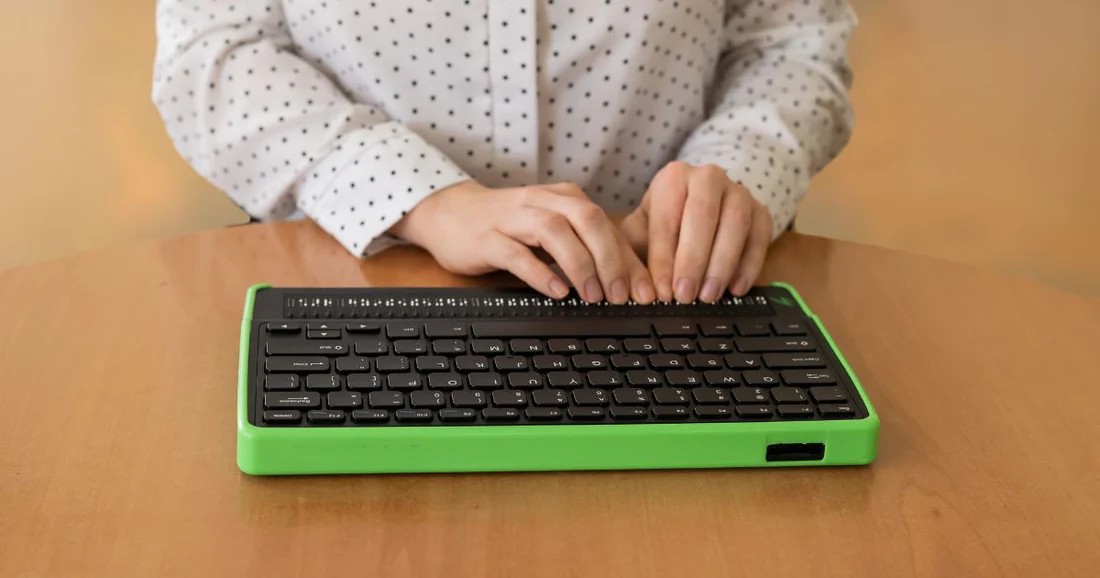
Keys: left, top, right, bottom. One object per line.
{"left": 585, "top": 338, "right": 620, "bottom": 353}
{"left": 648, "top": 354, "right": 683, "bottom": 369}
{"left": 687, "top": 354, "right": 723, "bottom": 369}
{"left": 772, "top": 321, "right": 807, "bottom": 336}
{"left": 526, "top": 407, "right": 564, "bottom": 421}
{"left": 587, "top": 370, "right": 624, "bottom": 387}
{"left": 267, "top": 342, "right": 349, "bottom": 356}
{"left": 387, "top": 373, "right": 422, "bottom": 390}
{"left": 394, "top": 339, "right": 428, "bottom": 355}
{"left": 346, "top": 322, "right": 381, "bottom": 333}
{"left": 307, "top": 323, "right": 338, "bottom": 331}
{"left": 411, "top": 391, "right": 447, "bottom": 408}
{"left": 653, "top": 406, "right": 690, "bottom": 419}
{"left": 467, "top": 373, "right": 504, "bottom": 390}
{"left": 777, "top": 404, "right": 815, "bottom": 418}
{"left": 699, "top": 321, "right": 735, "bottom": 336}
{"left": 771, "top": 387, "right": 808, "bottom": 404}
{"left": 623, "top": 338, "right": 659, "bottom": 353}
{"left": 610, "top": 406, "right": 648, "bottom": 420}
{"left": 354, "top": 337, "right": 389, "bottom": 355}
{"left": 455, "top": 355, "right": 491, "bottom": 372}
{"left": 492, "top": 390, "right": 528, "bottom": 407}
{"left": 395, "top": 409, "right": 434, "bottom": 423}
{"left": 346, "top": 374, "right": 382, "bottom": 391}
{"left": 263, "top": 410, "right": 301, "bottom": 424}
{"left": 451, "top": 390, "right": 488, "bottom": 408}
{"left": 567, "top": 407, "right": 605, "bottom": 420}
{"left": 736, "top": 322, "right": 771, "bottom": 337}
{"left": 368, "top": 391, "right": 404, "bottom": 408}
{"left": 532, "top": 389, "right": 569, "bottom": 407}
{"left": 432, "top": 339, "right": 466, "bottom": 355}
{"left": 572, "top": 389, "right": 609, "bottom": 406}
{"left": 610, "top": 353, "right": 647, "bottom": 369}
{"left": 697, "top": 338, "right": 735, "bottom": 353}
{"left": 547, "top": 338, "right": 583, "bottom": 353}
{"left": 654, "top": 321, "right": 695, "bottom": 336}
{"left": 471, "top": 339, "right": 506, "bottom": 354}
{"left": 509, "top": 339, "right": 543, "bottom": 354}
{"left": 626, "top": 370, "right": 662, "bottom": 387}
{"left": 704, "top": 370, "right": 741, "bottom": 386}
{"left": 265, "top": 392, "right": 320, "bottom": 409}
{"left": 351, "top": 409, "right": 390, "bottom": 423}
{"left": 737, "top": 337, "right": 816, "bottom": 353}
{"left": 483, "top": 408, "right": 521, "bottom": 421}
{"left": 724, "top": 353, "right": 762, "bottom": 369}
{"left": 267, "top": 322, "right": 300, "bottom": 334}
{"left": 818, "top": 403, "right": 857, "bottom": 417}
{"left": 547, "top": 371, "right": 585, "bottom": 388}
{"left": 653, "top": 387, "right": 690, "bottom": 405}
{"left": 307, "top": 410, "right": 345, "bottom": 424}
{"left": 508, "top": 372, "right": 544, "bottom": 390}
{"left": 424, "top": 322, "right": 467, "bottom": 338}
{"left": 571, "top": 354, "right": 607, "bottom": 370}
{"left": 735, "top": 405, "right": 772, "bottom": 419}
{"left": 533, "top": 355, "right": 569, "bottom": 371}
{"left": 473, "top": 321, "right": 650, "bottom": 338}
{"left": 763, "top": 353, "right": 826, "bottom": 368}
{"left": 494, "top": 356, "right": 529, "bottom": 372}
{"left": 335, "top": 356, "right": 371, "bottom": 373}
{"left": 438, "top": 408, "right": 478, "bottom": 422}
{"left": 415, "top": 356, "right": 449, "bottom": 372}
{"left": 612, "top": 387, "right": 649, "bottom": 406}
{"left": 781, "top": 370, "right": 836, "bottom": 385}
{"left": 694, "top": 406, "right": 733, "bottom": 419}
{"left": 666, "top": 370, "right": 703, "bottom": 387}
{"left": 732, "top": 387, "right": 769, "bottom": 404}
{"left": 428, "top": 373, "right": 464, "bottom": 390}
{"left": 661, "top": 338, "right": 695, "bottom": 352}
{"left": 264, "top": 374, "right": 299, "bottom": 391}
{"left": 387, "top": 323, "right": 419, "bottom": 338}
{"left": 744, "top": 370, "right": 781, "bottom": 386}
{"left": 327, "top": 391, "right": 363, "bottom": 409}
{"left": 265, "top": 357, "right": 329, "bottom": 373}
{"left": 305, "top": 374, "right": 342, "bottom": 391}
{"left": 308, "top": 329, "right": 341, "bottom": 339}
{"left": 692, "top": 388, "right": 730, "bottom": 404}
{"left": 810, "top": 387, "right": 848, "bottom": 403}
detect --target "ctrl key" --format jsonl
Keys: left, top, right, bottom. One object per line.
{"left": 263, "top": 410, "right": 301, "bottom": 424}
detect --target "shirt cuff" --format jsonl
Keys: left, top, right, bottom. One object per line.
{"left": 296, "top": 122, "right": 471, "bottom": 257}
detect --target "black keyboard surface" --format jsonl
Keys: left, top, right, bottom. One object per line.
{"left": 247, "top": 287, "right": 868, "bottom": 427}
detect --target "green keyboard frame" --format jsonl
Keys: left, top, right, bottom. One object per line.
{"left": 236, "top": 283, "right": 879, "bottom": 475}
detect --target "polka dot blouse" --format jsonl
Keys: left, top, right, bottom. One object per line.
{"left": 153, "top": 0, "right": 857, "bottom": 257}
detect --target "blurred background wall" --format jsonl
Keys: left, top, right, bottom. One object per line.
{"left": 0, "top": 0, "right": 1097, "bottom": 294}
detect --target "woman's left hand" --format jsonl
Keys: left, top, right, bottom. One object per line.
{"left": 619, "top": 161, "right": 773, "bottom": 303}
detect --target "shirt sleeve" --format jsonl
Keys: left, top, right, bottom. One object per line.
{"left": 151, "top": 0, "right": 471, "bottom": 257}
{"left": 676, "top": 0, "right": 858, "bottom": 239}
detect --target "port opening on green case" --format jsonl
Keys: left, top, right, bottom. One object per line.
{"left": 765, "top": 443, "right": 826, "bottom": 462}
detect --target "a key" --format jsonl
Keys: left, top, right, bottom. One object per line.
{"left": 772, "top": 321, "right": 807, "bottom": 335}
{"left": 508, "top": 372, "right": 544, "bottom": 390}
{"left": 735, "top": 405, "right": 772, "bottom": 419}
{"left": 567, "top": 407, "right": 605, "bottom": 420}
{"left": 265, "top": 357, "right": 329, "bottom": 373}
{"left": 305, "top": 374, "right": 342, "bottom": 391}
{"left": 585, "top": 338, "right": 621, "bottom": 353}
{"left": 781, "top": 370, "right": 836, "bottom": 385}
{"left": 415, "top": 356, "right": 449, "bottom": 372}
{"left": 455, "top": 355, "right": 491, "bottom": 372}
{"left": 264, "top": 392, "right": 320, "bottom": 409}
{"left": 623, "top": 338, "right": 659, "bottom": 353}
{"left": 393, "top": 339, "right": 428, "bottom": 355}
{"left": 533, "top": 355, "right": 569, "bottom": 371}
{"left": 263, "top": 410, "right": 301, "bottom": 424}
{"left": 267, "top": 342, "right": 349, "bottom": 356}
{"left": 724, "top": 353, "right": 761, "bottom": 368}
{"left": 572, "top": 389, "right": 609, "bottom": 406}
{"left": 694, "top": 406, "right": 732, "bottom": 419}
{"left": 653, "top": 321, "right": 695, "bottom": 336}
{"left": 736, "top": 321, "right": 771, "bottom": 336}
{"left": 818, "top": 403, "right": 856, "bottom": 417}
{"left": 687, "top": 354, "right": 722, "bottom": 369}
{"left": 547, "top": 371, "right": 585, "bottom": 389}
{"left": 661, "top": 338, "right": 695, "bottom": 352}
{"left": 307, "top": 323, "right": 338, "bottom": 331}
{"left": 653, "top": 406, "right": 690, "bottom": 419}
{"left": 547, "top": 338, "right": 583, "bottom": 353}
{"left": 386, "top": 323, "right": 419, "bottom": 338}
{"left": 526, "top": 407, "right": 564, "bottom": 421}
{"left": 482, "top": 408, "right": 521, "bottom": 421}
{"left": 410, "top": 390, "right": 446, "bottom": 408}
{"left": 335, "top": 356, "right": 370, "bottom": 373}
{"left": 704, "top": 370, "right": 741, "bottom": 386}
{"left": 471, "top": 339, "right": 506, "bottom": 354}
{"left": 395, "top": 409, "right": 434, "bottom": 423}
{"left": 473, "top": 321, "right": 649, "bottom": 338}
{"left": 494, "top": 356, "right": 529, "bottom": 372}
{"left": 732, "top": 387, "right": 769, "bottom": 404}
{"left": 509, "top": 339, "right": 544, "bottom": 354}
{"left": 346, "top": 374, "right": 382, "bottom": 391}
{"left": 699, "top": 321, "right": 734, "bottom": 336}
{"left": 326, "top": 391, "right": 362, "bottom": 409}
{"left": 810, "top": 387, "right": 847, "bottom": 403}
{"left": 386, "top": 373, "right": 422, "bottom": 390}
{"left": 609, "top": 406, "right": 648, "bottom": 420}
{"left": 467, "top": 373, "right": 504, "bottom": 390}
{"left": 424, "top": 322, "right": 467, "bottom": 338}
{"left": 763, "top": 353, "right": 826, "bottom": 369}
{"left": 744, "top": 370, "right": 781, "bottom": 386}
{"left": 438, "top": 408, "right": 478, "bottom": 422}
{"left": 587, "top": 370, "right": 624, "bottom": 387}
{"left": 267, "top": 322, "right": 300, "bottom": 334}
{"left": 264, "top": 374, "right": 299, "bottom": 391}
{"left": 648, "top": 354, "right": 683, "bottom": 369}
{"left": 346, "top": 322, "right": 381, "bottom": 333}
{"left": 612, "top": 387, "right": 649, "bottom": 406}
{"left": 451, "top": 390, "right": 488, "bottom": 408}
{"left": 432, "top": 339, "right": 466, "bottom": 355}
{"left": 571, "top": 354, "right": 607, "bottom": 370}
{"left": 777, "top": 404, "right": 814, "bottom": 418}
{"left": 771, "top": 387, "right": 808, "bottom": 403}
{"left": 351, "top": 409, "right": 390, "bottom": 423}
{"left": 532, "top": 389, "right": 569, "bottom": 407}
{"left": 307, "top": 410, "right": 345, "bottom": 424}
{"left": 354, "top": 337, "right": 389, "bottom": 355}
{"left": 737, "top": 337, "right": 816, "bottom": 353}
{"left": 308, "top": 329, "right": 341, "bottom": 339}
{"left": 610, "top": 354, "right": 647, "bottom": 369}
{"left": 653, "top": 387, "right": 690, "bottom": 405}
{"left": 428, "top": 373, "right": 464, "bottom": 390}
{"left": 666, "top": 370, "right": 703, "bottom": 387}
{"left": 697, "top": 338, "right": 734, "bottom": 353}
{"left": 626, "top": 370, "right": 662, "bottom": 387}
{"left": 491, "top": 390, "right": 528, "bottom": 407}
{"left": 374, "top": 356, "right": 409, "bottom": 373}
{"left": 692, "top": 387, "right": 730, "bottom": 404}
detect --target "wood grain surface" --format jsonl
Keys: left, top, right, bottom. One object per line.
{"left": 1, "top": 221, "right": 1098, "bottom": 578}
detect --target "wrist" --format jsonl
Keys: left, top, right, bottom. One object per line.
{"left": 388, "top": 179, "right": 486, "bottom": 247}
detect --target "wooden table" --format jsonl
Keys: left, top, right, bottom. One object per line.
{"left": 2, "top": 221, "right": 1098, "bottom": 578}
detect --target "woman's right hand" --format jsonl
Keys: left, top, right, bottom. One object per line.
{"left": 389, "top": 180, "right": 656, "bottom": 304}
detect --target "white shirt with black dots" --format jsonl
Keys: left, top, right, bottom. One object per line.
{"left": 153, "top": 0, "right": 856, "bottom": 256}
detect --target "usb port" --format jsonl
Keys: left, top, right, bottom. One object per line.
{"left": 765, "top": 443, "right": 825, "bottom": 462}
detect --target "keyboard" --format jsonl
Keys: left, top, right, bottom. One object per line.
{"left": 237, "top": 283, "right": 879, "bottom": 475}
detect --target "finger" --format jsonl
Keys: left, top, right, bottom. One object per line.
{"left": 646, "top": 163, "right": 690, "bottom": 302}
{"left": 618, "top": 208, "right": 649, "bottom": 258}
{"left": 729, "top": 203, "right": 773, "bottom": 296}
{"left": 671, "top": 165, "right": 725, "bottom": 303}
{"left": 698, "top": 185, "right": 754, "bottom": 302}
{"left": 619, "top": 234, "right": 656, "bottom": 304}
{"left": 497, "top": 207, "right": 600, "bottom": 303}
{"left": 483, "top": 234, "right": 570, "bottom": 299}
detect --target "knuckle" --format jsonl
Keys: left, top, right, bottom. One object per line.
{"left": 576, "top": 201, "right": 608, "bottom": 227}
{"left": 539, "top": 212, "right": 571, "bottom": 235}
{"left": 700, "top": 163, "right": 726, "bottom": 179}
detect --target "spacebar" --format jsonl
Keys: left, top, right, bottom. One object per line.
{"left": 472, "top": 320, "right": 652, "bottom": 338}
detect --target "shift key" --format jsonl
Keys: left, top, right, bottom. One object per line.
{"left": 266, "top": 357, "right": 330, "bottom": 373}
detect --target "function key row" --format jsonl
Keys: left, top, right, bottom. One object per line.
{"left": 267, "top": 320, "right": 808, "bottom": 339}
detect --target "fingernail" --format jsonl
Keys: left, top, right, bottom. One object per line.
{"left": 636, "top": 278, "right": 656, "bottom": 304}
{"left": 656, "top": 276, "right": 673, "bottom": 302}
{"left": 584, "top": 277, "right": 604, "bottom": 303}
{"left": 699, "top": 278, "right": 722, "bottom": 303}
{"left": 674, "top": 277, "right": 696, "bottom": 303}
{"left": 609, "top": 278, "right": 629, "bottom": 304}
{"left": 548, "top": 277, "right": 569, "bottom": 299}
